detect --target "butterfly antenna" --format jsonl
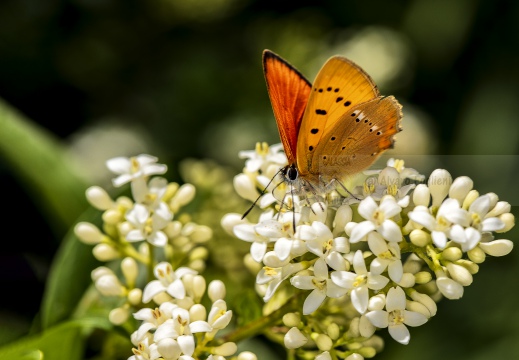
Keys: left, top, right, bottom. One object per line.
{"left": 335, "top": 178, "right": 360, "bottom": 201}
{"left": 242, "top": 167, "right": 284, "bottom": 219}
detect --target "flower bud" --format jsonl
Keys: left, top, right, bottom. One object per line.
{"left": 171, "top": 183, "right": 196, "bottom": 210}
{"left": 102, "top": 209, "right": 122, "bottom": 224}
{"left": 237, "top": 351, "right": 258, "bottom": 360}
{"left": 190, "top": 225, "right": 212, "bottom": 243}
{"left": 406, "top": 300, "right": 430, "bottom": 318}
{"left": 284, "top": 327, "right": 308, "bottom": 349}
{"left": 496, "top": 213, "right": 515, "bottom": 233}
{"left": 327, "top": 323, "right": 340, "bottom": 340}
{"left": 409, "top": 290, "right": 437, "bottom": 316}
{"left": 446, "top": 263, "right": 473, "bottom": 286}
{"left": 86, "top": 186, "right": 114, "bottom": 210}
{"left": 348, "top": 317, "right": 360, "bottom": 337}
{"left": 409, "top": 229, "right": 431, "bottom": 247}
{"left": 333, "top": 205, "right": 352, "bottom": 236}
{"left": 109, "top": 307, "right": 129, "bottom": 325}
{"left": 467, "top": 246, "right": 486, "bottom": 263}
{"left": 127, "top": 288, "right": 142, "bottom": 305}
{"left": 358, "top": 347, "right": 377, "bottom": 358}
{"left": 95, "top": 274, "right": 125, "bottom": 296}
{"left": 413, "top": 184, "right": 430, "bottom": 207}
{"left": 396, "top": 273, "right": 415, "bottom": 288}
{"left": 121, "top": 257, "right": 138, "bottom": 286}
{"left": 92, "top": 243, "right": 120, "bottom": 261}
{"left": 487, "top": 201, "right": 511, "bottom": 218}
{"left": 315, "top": 334, "right": 333, "bottom": 351}
{"left": 189, "top": 304, "right": 207, "bottom": 322}
{"left": 462, "top": 190, "right": 479, "bottom": 210}
{"left": 428, "top": 169, "right": 452, "bottom": 207}
{"left": 436, "top": 276, "right": 464, "bottom": 300}
{"left": 448, "top": 176, "right": 473, "bottom": 204}
{"left": 442, "top": 247, "right": 462, "bottom": 262}
{"left": 347, "top": 352, "right": 367, "bottom": 360}
{"left": 478, "top": 239, "right": 514, "bottom": 256}
{"left": 359, "top": 315, "right": 376, "bottom": 338}
{"left": 208, "top": 280, "right": 226, "bottom": 302}
{"left": 368, "top": 294, "right": 386, "bottom": 311}
{"left": 283, "top": 312, "right": 300, "bottom": 327}
{"left": 414, "top": 271, "right": 432, "bottom": 284}
{"left": 192, "top": 275, "right": 206, "bottom": 301}
{"left": 75, "top": 222, "right": 104, "bottom": 244}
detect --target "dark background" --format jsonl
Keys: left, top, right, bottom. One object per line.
{"left": 1, "top": 0, "right": 519, "bottom": 358}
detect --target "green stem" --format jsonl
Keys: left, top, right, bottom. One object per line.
{"left": 221, "top": 293, "right": 303, "bottom": 344}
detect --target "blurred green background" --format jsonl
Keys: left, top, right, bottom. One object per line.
{"left": 1, "top": 0, "right": 519, "bottom": 358}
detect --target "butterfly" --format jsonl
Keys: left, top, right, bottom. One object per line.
{"left": 244, "top": 50, "right": 403, "bottom": 217}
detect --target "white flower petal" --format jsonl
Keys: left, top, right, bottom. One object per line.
{"left": 379, "top": 220, "right": 403, "bottom": 242}
{"left": 404, "top": 310, "right": 428, "bottom": 327}
{"left": 303, "top": 289, "right": 327, "bottom": 314}
{"left": 166, "top": 279, "right": 186, "bottom": 299}
{"left": 408, "top": 210, "right": 436, "bottom": 231}
{"left": 358, "top": 196, "right": 378, "bottom": 220}
{"left": 274, "top": 238, "right": 292, "bottom": 261}
{"left": 365, "top": 310, "right": 389, "bottom": 328}
{"left": 388, "top": 323, "right": 410, "bottom": 345}
{"left": 189, "top": 320, "right": 212, "bottom": 333}
{"left": 142, "top": 280, "right": 166, "bottom": 303}
{"left": 330, "top": 271, "right": 355, "bottom": 289}
{"left": 349, "top": 221, "right": 376, "bottom": 243}
{"left": 177, "top": 335, "right": 195, "bottom": 356}
{"left": 290, "top": 276, "right": 315, "bottom": 290}
{"left": 250, "top": 241, "right": 268, "bottom": 262}
{"left": 431, "top": 231, "right": 447, "bottom": 249}
{"left": 386, "top": 286, "right": 405, "bottom": 312}
{"left": 481, "top": 217, "right": 505, "bottom": 232}
{"left": 351, "top": 286, "right": 369, "bottom": 314}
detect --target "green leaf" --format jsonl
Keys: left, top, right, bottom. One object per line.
{"left": 0, "top": 98, "right": 88, "bottom": 236}
{"left": 0, "top": 317, "right": 110, "bottom": 360}
{"left": 40, "top": 208, "right": 102, "bottom": 329}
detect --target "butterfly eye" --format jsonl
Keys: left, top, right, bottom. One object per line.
{"left": 287, "top": 167, "right": 299, "bottom": 181}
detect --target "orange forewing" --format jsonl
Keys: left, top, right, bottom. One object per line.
{"left": 263, "top": 50, "right": 311, "bottom": 165}
{"left": 296, "top": 56, "right": 380, "bottom": 175}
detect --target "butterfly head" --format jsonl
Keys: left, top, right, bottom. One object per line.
{"left": 283, "top": 164, "right": 299, "bottom": 182}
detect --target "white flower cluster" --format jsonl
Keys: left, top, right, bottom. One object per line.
{"left": 129, "top": 263, "right": 240, "bottom": 360}
{"left": 74, "top": 155, "right": 255, "bottom": 360}
{"left": 75, "top": 154, "right": 212, "bottom": 267}
{"left": 224, "top": 143, "right": 515, "bottom": 358}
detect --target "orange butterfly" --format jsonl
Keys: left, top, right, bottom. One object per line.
{"left": 262, "top": 49, "right": 403, "bottom": 199}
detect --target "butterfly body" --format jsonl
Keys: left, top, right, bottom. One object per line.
{"left": 262, "top": 49, "right": 403, "bottom": 197}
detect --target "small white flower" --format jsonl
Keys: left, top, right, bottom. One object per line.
{"left": 238, "top": 142, "right": 287, "bottom": 173}
{"left": 436, "top": 274, "right": 464, "bottom": 300}
{"left": 125, "top": 203, "right": 173, "bottom": 247}
{"left": 367, "top": 232, "right": 403, "bottom": 282}
{"left": 331, "top": 250, "right": 389, "bottom": 314}
{"left": 467, "top": 194, "right": 505, "bottom": 233}
{"left": 284, "top": 327, "right": 308, "bottom": 349}
{"left": 142, "top": 262, "right": 197, "bottom": 303}
{"left": 233, "top": 211, "right": 282, "bottom": 262}
{"left": 408, "top": 198, "right": 469, "bottom": 249}
{"left": 349, "top": 196, "right": 403, "bottom": 243}
{"left": 291, "top": 258, "right": 347, "bottom": 314}
{"left": 256, "top": 261, "right": 306, "bottom": 302}
{"left": 107, "top": 154, "right": 167, "bottom": 187}
{"left": 365, "top": 286, "right": 428, "bottom": 345}
{"left": 302, "top": 221, "right": 349, "bottom": 271}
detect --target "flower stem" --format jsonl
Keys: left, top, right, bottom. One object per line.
{"left": 220, "top": 293, "right": 303, "bottom": 344}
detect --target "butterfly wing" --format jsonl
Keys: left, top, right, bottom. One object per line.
{"left": 263, "top": 49, "right": 312, "bottom": 165}
{"left": 313, "top": 96, "right": 403, "bottom": 179}
{"left": 296, "top": 56, "right": 380, "bottom": 175}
